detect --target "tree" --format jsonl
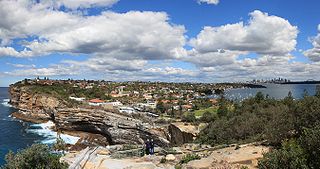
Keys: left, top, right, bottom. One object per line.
{"left": 156, "top": 101, "right": 166, "bottom": 114}
{"left": 182, "top": 112, "right": 196, "bottom": 123}
{"left": 315, "top": 85, "right": 320, "bottom": 98}
{"left": 283, "top": 91, "right": 294, "bottom": 106}
{"left": 255, "top": 91, "right": 265, "bottom": 103}
{"left": 217, "top": 96, "right": 228, "bottom": 118}
{"left": 2, "top": 144, "right": 68, "bottom": 169}
{"left": 201, "top": 111, "right": 216, "bottom": 123}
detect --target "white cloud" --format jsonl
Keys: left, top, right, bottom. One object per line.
{"left": 182, "top": 49, "right": 246, "bottom": 67}
{"left": 63, "top": 56, "right": 147, "bottom": 72}
{"left": 304, "top": 24, "right": 320, "bottom": 62}
{"left": 197, "top": 0, "right": 219, "bottom": 5}
{"left": 190, "top": 10, "right": 298, "bottom": 55}
{"left": 26, "top": 11, "right": 186, "bottom": 60}
{"left": 6, "top": 63, "right": 36, "bottom": 68}
{"left": 145, "top": 67, "right": 198, "bottom": 76}
{"left": 184, "top": 10, "right": 299, "bottom": 72}
{"left": 0, "top": 1, "right": 186, "bottom": 61}
{"left": 5, "top": 66, "right": 77, "bottom": 77}
{"left": 55, "top": 0, "right": 119, "bottom": 9}
{"left": 0, "top": 47, "right": 32, "bottom": 57}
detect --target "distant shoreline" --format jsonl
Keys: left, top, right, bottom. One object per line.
{"left": 281, "top": 81, "right": 320, "bottom": 85}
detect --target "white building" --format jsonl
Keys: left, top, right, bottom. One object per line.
{"left": 69, "top": 96, "right": 86, "bottom": 102}
{"left": 118, "top": 106, "right": 136, "bottom": 114}
{"left": 88, "top": 99, "right": 105, "bottom": 106}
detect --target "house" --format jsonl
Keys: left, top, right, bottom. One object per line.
{"left": 88, "top": 99, "right": 105, "bottom": 106}
{"left": 102, "top": 101, "right": 123, "bottom": 109}
{"left": 69, "top": 96, "right": 85, "bottom": 102}
{"left": 118, "top": 106, "right": 136, "bottom": 114}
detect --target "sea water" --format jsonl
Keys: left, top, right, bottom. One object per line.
{"left": 0, "top": 87, "right": 79, "bottom": 166}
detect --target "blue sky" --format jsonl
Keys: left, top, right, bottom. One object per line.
{"left": 0, "top": 0, "right": 320, "bottom": 86}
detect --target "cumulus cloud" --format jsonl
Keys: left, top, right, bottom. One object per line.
{"left": 184, "top": 10, "right": 298, "bottom": 70}
{"left": 183, "top": 49, "right": 246, "bottom": 67}
{"left": 304, "top": 24, "right": 320, "bottom": 62}
{"left": 190, "top": 10, "right": 298, "bottom": 55}
{"left": 0, "top": 47, "right": 32, "bottom": 57}
{"left": 145, "top": 67, "right": 198, "bottom": 77}
{"left": 63, "top": 57, "right": 147, "bottom": 72}
{"left": 197, "top": 0, "right": 219, "bottom": 5}
{"left": 0, "top": 0, "right": 186, "bottom": 61}
{"left": 5, "top": 65, "right": 77, "bottom": 77}
{"left": 55, "top": 0, "right": 119, "bottom": 9}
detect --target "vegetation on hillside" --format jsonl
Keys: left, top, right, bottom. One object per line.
{"left": 29, "top": 84, "right": 111, "bottom": 101}
{"left": 197, "top": 89, "right": 320, "bottom": 168}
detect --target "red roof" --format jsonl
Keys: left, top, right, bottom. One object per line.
{"left": 89, "top": 99, "right": 104, "bottom": 103}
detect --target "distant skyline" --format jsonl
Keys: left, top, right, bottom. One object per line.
{"left": 1, "top": 0, "right": 320, "bottom": 86}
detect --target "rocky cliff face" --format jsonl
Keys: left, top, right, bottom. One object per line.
{"left": 168, "top": 124, "right": 195, "bottom": 145}
{"left": 9, "top": 85, "right": 64, "bottom": 122}
{"left": 55, "top": 108, "right": 170, "bottom": 147}
{"left": 9, "top": 84, "right": 170, "bottom": 147}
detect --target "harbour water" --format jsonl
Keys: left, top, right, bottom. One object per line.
{"left": 0, "top": 87, "right": 79, "bottom": 166}
{"left": 223, "top": 84, "right": 319, "bottom": 101}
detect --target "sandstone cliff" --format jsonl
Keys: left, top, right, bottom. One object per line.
{"left": 9, "top": 85, "right": 64, "bottom": 122}
{"left": 9, "top": 84, "right": 171, "bottom": 147}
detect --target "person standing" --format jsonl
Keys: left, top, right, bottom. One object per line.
{"left": 150, "top": 139, "right": 154, "bottom": 155}
{"left": 145, "top": 139, "right": 150, "bottom": 155}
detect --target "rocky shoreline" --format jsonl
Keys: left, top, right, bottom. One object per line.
{"left": 11, "top": 111, "right": 49, "bottom": 124}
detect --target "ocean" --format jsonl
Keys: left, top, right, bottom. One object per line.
{"left": 0, "top": 87, "right": 79, "bottom": 166}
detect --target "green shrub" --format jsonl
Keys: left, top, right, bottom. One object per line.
{"left": 174, "top": 164, "right": 182, "bottom": 169}
{"left": 182, "top": 112, "right": 196, "bottom": 123}
{"left": 2, "top": 144, "right": 68, "bottom": 169}
{"left": 160, "top": 157, "right": 166, "bottom": 163}
{"left": 258, "top": 140, "right": 308, "bottom": 169}
{"left": 299, "top": 124, "right": 320, "bottom": 168}
{"left": 180, "top": 154, "right": 201, "bottom": 164}
{"left": 200, "top": 111, "right": 217, "bottom": 123}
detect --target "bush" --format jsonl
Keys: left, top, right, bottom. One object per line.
{"left": 160, "top": 157, "right": 167, "bottom": 163}
{"left": 175, "top": 164, "right": 182, "bottom": 169}
{"left": 2, "top": 144, "right": 68, "bottom": 169}
{"left": 299, "top": 124, "right": 320, "bottom": 168}
{"left": 200, "top": 111, "right": 217, "bottom": 123}
{"left": 258, "top": 140, "right": 308, "bottom": 169}
{"left": 179, "top": 154, "right": 201, "bottom": 164}
{"left": 182, "top": 112, "right": 196, "bottom": 123}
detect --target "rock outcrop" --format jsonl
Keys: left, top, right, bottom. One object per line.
{"left": 168, "top": 123, "right": 198, "bottom": 145}
{"left": 55, "top": 108, "right": 170, "bottom": 146}
{"left": 9, "top": 84, "right": 170, "bottom": 147}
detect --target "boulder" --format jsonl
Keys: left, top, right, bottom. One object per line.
{"left": 165, "top": 154, "right": 176, "bottom": 161}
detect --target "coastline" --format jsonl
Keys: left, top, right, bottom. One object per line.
{"left": 10, "top": 110, "right": 106, "bottom": 148}
{"left": 9, "top": 108, "right": 81, "bottom": 145}
{"left": 11, "top": 112, "right": 48, "bottom": 124}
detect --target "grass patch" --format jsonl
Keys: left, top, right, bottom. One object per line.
{"left": 193, "top": 107, "right": 218, "bottom": 117}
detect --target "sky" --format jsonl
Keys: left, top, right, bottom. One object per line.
{"left": 0, "top": 0, "right": 320, "bottom": 86}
